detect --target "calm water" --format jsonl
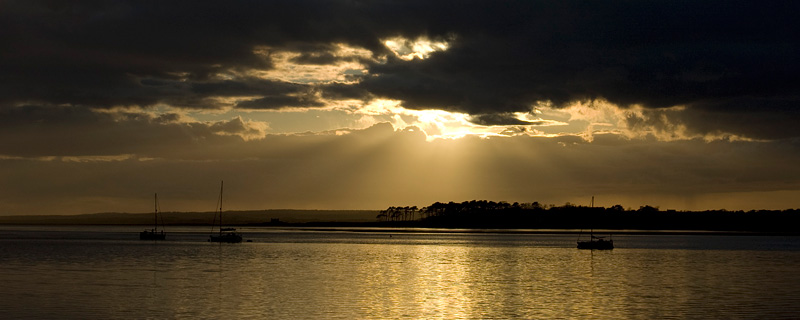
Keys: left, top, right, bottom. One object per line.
{"left": 1, "top": 226, "right": 799, "bottom": 319}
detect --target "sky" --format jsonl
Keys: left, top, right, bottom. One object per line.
{"left": 1, "top": 0, "right": 800, "bottom": 215}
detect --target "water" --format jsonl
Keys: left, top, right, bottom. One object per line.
{"left": 1, "top": 226, "right": 799, "bottom": 319}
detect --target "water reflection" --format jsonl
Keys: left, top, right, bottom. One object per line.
{"left": 1, "top": 228, "right": 799, "bottom": 319}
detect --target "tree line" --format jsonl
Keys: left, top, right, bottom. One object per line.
{"left": 377, "top": 200, "right": 800, "bottom": 233}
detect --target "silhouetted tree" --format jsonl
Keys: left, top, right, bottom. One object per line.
{"left": 608, "top": 204, "right": 625, "bottom": 212}
{"left": 376, "top": 210, "right": 388, "bottom": 221}
{"left": 638, "top": 205, "right": 659, "bottom": 213}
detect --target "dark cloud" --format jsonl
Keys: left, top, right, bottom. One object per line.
{"left": 319, "top": 82, "right": 371, "bottom": 101}
{"left": 1, "top": 0, "right": 799, "bottom": 138}
{"left": 236, "top": 95, "right": 325, "bottom": 109}
{"left": 129, "top": 78, "right": 324, "bottom": 109}
{"left": 290, "top": 52, "right": 340, "bottom": 65}
{"left": 354, "top": 1, "right": 800, "bottom": 138}
{"left": 0, "top": 0, "right": 343, "bottom": 108}
{"left": 469, "top": 114, "right": 534, "bottom": 126}
{"left": 0, "top": 105, "right": 260, "bottom": 157}
{"left": 188, "top": 79, "right": 303, "bottom": 97}
{"left": 681, "top": 98, "right": 800, "bottom": 140}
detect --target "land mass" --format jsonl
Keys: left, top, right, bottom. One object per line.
{"left": 1, "top": 200, "right": 799, "bottom": 234}
{"left": 0, "top": 209, "right": 377, "bottom": 225}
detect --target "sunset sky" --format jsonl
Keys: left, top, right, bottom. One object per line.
{"left": 2, "top": 1, "right": 799, "bottom": 215}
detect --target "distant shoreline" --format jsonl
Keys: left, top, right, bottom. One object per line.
{"left": 0, "top": 209, "right": 378, "bottom": 225}
{"left": 1, "top": 222, "right": 798, "bottom": 236}
{"left": 2, "top": 205, "right": 800, "bottom": 235}
{"left": 261, "top": 226, "right": 800, "bottom": 236}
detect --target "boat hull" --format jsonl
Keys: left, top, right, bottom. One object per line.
{"left": 577, "top": 240, "right": 614, "bottom": 250}
{"left": 139, "top": 230, "right": 166, "bottom": 240}
{"left": 209, "top": 233, "right": 242, "bottom": 243}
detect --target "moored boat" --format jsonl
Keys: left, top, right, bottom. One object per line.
{"left": 208, "top": 181, "right": 243, "bottom": 243}
{"left": 577, "top": 235, "right": 613, "bottom": 250}
{"left": 140, "top": 193, "right": 166, "bottom": 240}
{"left": 577, "top": 196, "right": 613, "bottom": 250}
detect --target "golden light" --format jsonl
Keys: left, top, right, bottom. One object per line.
{"left": 250, "top": 44, "right": 373, "bottom": 84}
{"left": 60, "top": 154, "right": 137, "bottom": 163}
{"left": 350, "top": 99, "right": 517, "bottom": 140}
{"left": 383, "top": 36, "right": 451, "bottom": 60}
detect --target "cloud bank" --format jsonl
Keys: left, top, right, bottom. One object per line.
{"left": 1, "top": 1, "right": 798, "bottom": 139}
{"left": 2, "top": 1, "right": 800, "bottom": 214}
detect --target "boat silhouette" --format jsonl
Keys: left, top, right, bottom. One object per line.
{"left": 208, "top": 181, "right": 243, "bottom": 243}
{"left": 577, "top": 196, "right": 613, "bottom": 250}
{"left": 140, "top": 193, "right": 166, "bottom": 240}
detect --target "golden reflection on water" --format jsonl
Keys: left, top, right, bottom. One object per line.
{"left": 2, "top": 231, "right": 800, "bottom": 319}
{"left": 337, "top": 243, "right": 630, "bottom": 319}
{"left": 144, "top": 243, "right": 698, "bottom": 318}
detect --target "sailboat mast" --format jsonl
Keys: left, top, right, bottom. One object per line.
{"left": 590, "top": 196, "right": 594, "bottom": 238}
{"left": 154, "top": 193, "right": 158, "bottom": 230}
{"left": 219, "top": 181, "right": 224, "bottom": 235}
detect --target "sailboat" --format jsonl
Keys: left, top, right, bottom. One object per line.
{"left": 577, "top": 233, "right": 614, "bottom": 250}
{"left": 140, "top": 193, "right": 166, "bottom": 240}
{"left": 577, "top": 196, "right": 613, "bottom": 250}
{"left": 208, "top": 181, "right": 243, "bottom": 243}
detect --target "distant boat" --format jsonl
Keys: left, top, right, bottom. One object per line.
{"left": 140, "top": 193, "right": 166, "bottom": 240}
{"left": 208, "top": 181, "right": 243, "bottom": 243}
{"left": 577, "top": 196, "right": 613, "bottom": 250}
{"left": 577, "top": 234, "right": 614, "bottom": 250}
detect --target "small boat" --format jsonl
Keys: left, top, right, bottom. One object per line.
{"left": 208, "top": 181, "right": 243, "bottom": 243}
{"left": 577, "top": 235, "right": 614, "bottom": 250}
{"left": 140, "top": 193, "right": 166, "bottom": 240}
{"left": 577, "top": 196, "right": 613, "bottom": 250}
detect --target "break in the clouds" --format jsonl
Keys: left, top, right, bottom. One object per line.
{"left": 2, "top": 0, "right": 799, "bottom": 139}
{"left": 1, "top": 0, "right": 800, "bottom": 214}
